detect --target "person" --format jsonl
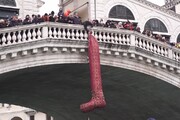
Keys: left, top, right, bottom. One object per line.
{"left": 73, "top": 12, "right": 81, "bottom": 24}
{"left": 49, "top": 11, "right": 55, "bottom": 22}
{"left": 42, "top": 13, "right": 49, "bottom": 22}
{"left": 23, "top": 15, "right": 31, "bottom": 25}
{"left": 64, "top": 9, "right": 71, "bottom": 17}
{"left": 58, "top": 7, "right": 64, "bottom": 17}
{"left": 83, "top": 20, "right": 93, "bottom": 32}
{"left": 116, "top": 22, "right": 124, "bottom": 29}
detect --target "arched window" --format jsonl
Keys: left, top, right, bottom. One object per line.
{"left": 144, "top": 18, "right": 168, "bottom": 32}
{"left": 177, "top": 33, "right": 180, "bottom": 43}
{"left": 109, "top": 5, "right": 135, "bottom": 20}
{"left": 0, "top": 0, "right": 16, "bottom": 7}
{"left": 11, "top": 117, "right": 23, "bottom": 120}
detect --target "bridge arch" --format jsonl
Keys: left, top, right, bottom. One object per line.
{"left": 1, "top": 63, "right": 180, "bottom": 120}
{"left": 0, "top": 22, "right": 180, "bottom": 120}
{"left": 0, "top": 42, "right": 179, "bottom": 88}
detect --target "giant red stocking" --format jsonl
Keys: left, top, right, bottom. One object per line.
{"left": 80, "top": 33, "right": 106, "bottom": 112}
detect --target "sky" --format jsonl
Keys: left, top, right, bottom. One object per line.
{"left": 39, "top": 0, "right": 165, "bottom": 15}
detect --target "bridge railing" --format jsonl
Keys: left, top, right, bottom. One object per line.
{"left": 0, "top": 22, "right": 179, "bottom": 62}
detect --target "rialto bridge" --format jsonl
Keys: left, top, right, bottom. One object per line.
{"left": 0, "top": 22, "right": 180, "bottom": 120}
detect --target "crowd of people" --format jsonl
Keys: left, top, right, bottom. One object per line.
{"left": 0, "top": 9, "right": 179, "bottom": 48}
{"left": 0, "top": 10, "right": 140, "bottom": 31}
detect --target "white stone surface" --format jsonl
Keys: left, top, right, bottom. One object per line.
{"left": 0, "top": 104, "right": 48, "bottom": 120}
{"left": 15, "top": 0, "right": 44, "bottom": 18}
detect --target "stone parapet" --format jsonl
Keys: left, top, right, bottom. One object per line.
{"left": 0, "top": 22, "right": 180, "bottom": 87}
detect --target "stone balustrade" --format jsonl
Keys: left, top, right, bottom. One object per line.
{"left": 0, "top": 22, "right": 179, "bottom": 62}
{"left": 0, "top": 22, "right": 180, "bottom": 87}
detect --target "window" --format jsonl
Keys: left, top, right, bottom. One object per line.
{"left": 0, "top": 0, "right": 16, "bottom": 7}
{"left": 177, "top": 33, "right": 180, "bottom": 43}
{"left": 144, "top": 18, "right": 168, "bottom": 33}
{"left": 109, "top": 5, "right": 135, "bottom": 20}
{"left": 30, "top": 115, "right": 34, "bottom": 120}
{"left": 11, "top": 117, "right": 23, "bottom": 120}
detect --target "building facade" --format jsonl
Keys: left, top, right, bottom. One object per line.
{"left": 63, "top": 0, "right": 180, "bottom": 43}
{"left": 0, "top": 0, "right": 44, "bottom": 19}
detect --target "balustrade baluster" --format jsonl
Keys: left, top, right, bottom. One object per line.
{"left": 76, "top": 30, "right": 80, "bottom": 40}
{"left": 37, "top": 28, "right": 41, "bottom": 39}
{"left": 98, "top": 32, "right": 102, "bottom": 42}
{"left": 157, "top": 46, "right": 160, "bottom": 54}
{"left": 71, "top": 29, "right": 75, "bottom": 40}
{"left": 27, "top": 30, "right": 32, "bottom": 41}
{"left": 154, "top": 45, "right": 157, "bottom": 53}
{"left": 146, "top": 42, "right": 150, "bottom": 51}
{"left": 67, "top": 29, "right": 71, "bottom": 39}
{"left": 12, "top": 32, "right": 17, "bottom": 43}
{"left": 62, "top": 28, "right": 66, "bottom": 39}
{"left": 102, "top": 32, "right": 106, "bottom": 42}
{"left": 84, "top": 31, "right": 88, "bottom": 41}
{"left": 106, "top": 33, "right": 110, "bottom": 43}
{"left": 165, "top": 49, "right": 168, "bottom": 57}
{"left": 57, "top": 28, "right": 61, "bottom": 38}
{"left": 142, "top": 40, "right": 146, "bottom": 49}
{"left": 173, "top": 53, "right": 176, "bottom": 60}
{"left": 139, "top": 39, "right": 142, "bottom": 48}
{"left": 114, "top": 33, "right": 119, "bottom": 44}
{"left": 150, "top": 43, "right": 153, "bottom": 52}
{"left": 53, "top": 28, "right": 58, "bottom": 38}
{"left": 2, "top": 33, "right": 6, "bottom": 45}
{"left": 32, "top": 29, "right": 36, "bottom": 40}
{"left": 161, "top": 47, "right": 165, "bottom": 56}
{"left": 176, "top": 53, "right": 179, "bottom": 61}
{"left": 111, "top": 33, "right": 115, "bottom": 44}
{"left": 122, "top": 34, "right": 126, "bottom": 44}
{"left": 126, "top": 34, "right": 130, "bottom": 45}
{"left": 22, "top": 30, "right": 27, "bottom": 42}
{"left": 135, "top": 37, "right": 139, "bottom": 47}
{"left": 7, "top": 33, "right": 11, "bottom": 45}
{"left": 49, "top": 27, "right": 53, "bottom": 38}
{"left": 80, "top": 30, "right": 84, "bottom": 40}
{"left": 17, "top": 31, "right": 22, "bottom": 43}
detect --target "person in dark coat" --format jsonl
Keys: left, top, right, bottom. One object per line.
{"left": 49, "top": 11, "right": 55, "bottom": 22}
{"left": 83, "top": 20, "right": 93, "bottom": 32}
{"left": 72, "top": 12, "right": 81, "bottom": 24}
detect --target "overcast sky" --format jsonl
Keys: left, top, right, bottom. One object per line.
{"left": 39, "top": 0, "right": 165, "bottom": 15}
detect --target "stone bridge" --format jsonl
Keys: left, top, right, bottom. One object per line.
{"left": 0, "top": 22, "right": 180, "bottom": 120}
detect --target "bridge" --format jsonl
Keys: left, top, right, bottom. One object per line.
{"left": 0, "top": 22, "right": 180, "bottom": 119}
